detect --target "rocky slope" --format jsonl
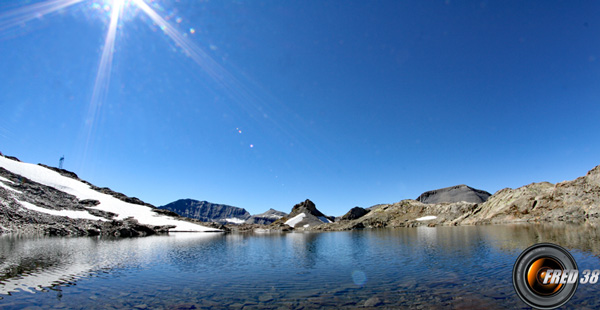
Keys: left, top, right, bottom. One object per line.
{"left": 461, "top": 165, "right": 600, "bottom": 224}
{"left": 416, "top": 184, "right": 491, "bottom": 204}
{"left": 313, "top": 200, "right": 479, "bottom": 231}
{"left": 159, "top": 199, "right": 251, "bottom": 224}
{"left": 245, "top": 208, "right": 287, "bottom": 225}
{"left": 0, "top": 155, "right": 219, "bottom": 236}
{"left": 313, "top": 165, "right": 600, "bottom": 231}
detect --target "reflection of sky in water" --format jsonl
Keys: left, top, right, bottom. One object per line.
{"left": 1, "top": 225, "right": 600, "bottom": 309}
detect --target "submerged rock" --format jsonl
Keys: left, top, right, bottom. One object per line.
{"left": 364, "top": 296, "right": 382, "bottom": 307}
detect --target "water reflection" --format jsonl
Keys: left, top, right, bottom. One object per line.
{"left": 0, "top": 224, "right": 599, "bottom": 309}
{"left": 0, "top": 233, "right": 222, "bottom": 295}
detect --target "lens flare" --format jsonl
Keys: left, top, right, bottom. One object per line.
{"left": 0, "top": 0, "right": 83, "bottom": 32}
{"left": 1, "top": 0, "right": 309, "bottom": 168}
{"left": 82, "top": 0, "right": 124, "bottom": 162}
{"left": 352, "top": 270, "right": 367, "bottom": 286}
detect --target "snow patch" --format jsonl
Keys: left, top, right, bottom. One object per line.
{"left": 284, "top": 213, "right": 306, "bottom": 227}
{"left": 225, "top": 218, "right": 245, "bottom": 224}
{"left": 262, "top": 214, "right": 283, "bottom": 219}
{"left": 0, "top": 157, "right": 217, "bottom": 232}
{"left": 318, "top": 216, "right": 331, "bottom": 223}
{"left": 0, "top": 175, "right": 15, "bottom": 184}
{"left": 416, "top": 215, "right": 437, "bottom": 221}
{"left": 0, "top": 182, "right": 22, "bottom": 194}
{"left": 17, "top": 200, "right": 107, "bottom": 221}
{"left": 303, "top": 224, "right": 310, "bottom": 228}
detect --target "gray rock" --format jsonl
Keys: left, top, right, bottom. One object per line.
{"left": 416, "top": 184, "right": 491, "bottom": 204}
{"left": 258, "top": 294, "right": 274, "bottom": 302}
{"left": 364, "top": 296, "right": 382, "bottom": 307}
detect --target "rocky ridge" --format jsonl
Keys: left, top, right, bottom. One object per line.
{"left": 159, "top": 199, "right": 251, "bottom": 224}
{"left": 461, "top": 165, "right": 600, "bottom": 225}
{"left": 312, "top": 165, "right": 600, "bottom": 231}
{"left": 0, "top": 156, "right": 219, "bottom": 236}
{"left": 0, "top": 166, "right": 171, "bottom": 237}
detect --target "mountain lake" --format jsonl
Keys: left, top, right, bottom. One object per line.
{"left": 1, "top": 224, "right": 600, "bottom": 309}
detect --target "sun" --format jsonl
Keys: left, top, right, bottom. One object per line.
{"left": 0, "top": 0, "right": 229, "bottom": 161}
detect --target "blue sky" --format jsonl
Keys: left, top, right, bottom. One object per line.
{"left": 1, "top": 0, "right": 599, "bottom": 216}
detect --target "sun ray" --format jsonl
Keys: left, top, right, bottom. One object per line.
{"left": 1, "top": 0, "right": 309, "bottom": 168}
{"left": 131, "top": 0, "right": 284, "bottom": 128}
{"left": 81, "top": 0, "right": 124, "bottom": 163}
{"left": 131, "top": 0, "right": 223, "bottom": 82}
{"left": 0, "top": 0, "right": 83, "bottom": 32}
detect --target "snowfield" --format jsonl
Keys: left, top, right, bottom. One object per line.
{"left": 225, "top": 218, "right": 246, "bottom": 224}
{"left": 0, "top": 156, "right": 218, "bottom": 232}
{"left": 416, "top": 215, "right": 437, "bottom": 221}
{"left": 284, "top": 213, "right": 306, "bottom": 227}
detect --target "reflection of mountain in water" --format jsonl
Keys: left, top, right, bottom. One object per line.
{"left": 0, "top": 234, "right": 221, "bottom": 296}
{"left": 2, "top": 225, "right": 600, "bottom": 303}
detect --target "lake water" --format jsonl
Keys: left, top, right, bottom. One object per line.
{"left": 1, "top": 224, "right": 600, "bottom": 309}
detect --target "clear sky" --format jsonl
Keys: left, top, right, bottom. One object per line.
{"left": 1, "top": 0, "right": 599, "bottom": 216}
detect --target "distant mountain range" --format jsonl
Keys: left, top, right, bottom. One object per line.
{"left": 160, "top": 184, "right": 493, "bottom": 226}
{"left": 158, "top": 199, "right": 251, "bottom": 224}
{"left": 1, "top": 152, "right": 598, "bottom": 236}
{"left": 158, "top": 199, "right": 288, "bottom": 225}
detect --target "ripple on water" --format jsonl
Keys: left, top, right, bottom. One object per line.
{"left": 1, "top": 225, "right": 600, "bottom": 309}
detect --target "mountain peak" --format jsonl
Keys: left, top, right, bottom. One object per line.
{"left": 416, "top": 185, "right": 491, "bottom": 204}
{"left": 279, "top": 199, "right": 334, "bottom": 228}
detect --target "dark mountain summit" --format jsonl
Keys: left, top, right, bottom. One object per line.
{"left": 273, "top": 199, "right": 334, "bottom": 228}
{"left": 158, "top": 199, "right": 250, "bottom": 223}
{"left": 416, "top": 184, "right": 491, "bottom": 204}
{"left": 341, "top": 207, "right": 370, "bottom": 220}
